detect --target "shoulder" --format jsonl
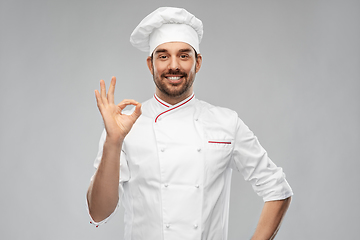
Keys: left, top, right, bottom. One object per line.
{"left": 195, "top": 99, "right": 239, "bottom": 131}
{"left": 196, "top": 99, "right": 238, "bottom": 120}
{"left": 140, "top": 97, "right": 153, "bottom": 108}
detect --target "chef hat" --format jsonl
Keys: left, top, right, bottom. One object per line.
{"left": 130, "top": 7, "right": 203, "bottom": 55}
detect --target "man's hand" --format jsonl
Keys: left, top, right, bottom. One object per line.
{"left": 95, "top": 76, "right": 142, "bottom": 143}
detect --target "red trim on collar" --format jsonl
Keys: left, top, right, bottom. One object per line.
{"left": 154, "top": 94, "right": 170, "bottom": 108}
{"left": 155, "top": 94, "right": 195, "bottom": 123}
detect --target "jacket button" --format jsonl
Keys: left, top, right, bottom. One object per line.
{"left": 160, "top": 148, "right": 165, "bottom": 152}
{"left": 195, "top": 185, "right": 199, "bottom": 188}
{"left": 194, "top": 224, "right": 198, "bottom": 229}
{"left": 197, "top": 148, "right": 201, "bottom": 152}
{"left": 164, "top": 184, "right": 168, "bottom": 187}
{"left": 166, "top": 224, "right": 170, "bottom": 228}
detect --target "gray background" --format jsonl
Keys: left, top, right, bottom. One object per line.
{"left": 1, "top": 0, "right": 359, "bottom": 239}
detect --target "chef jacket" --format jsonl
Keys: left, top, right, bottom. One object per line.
{"left": 89, "top": 93, "right": 293, "bottom": 240}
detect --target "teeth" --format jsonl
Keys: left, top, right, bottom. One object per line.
{"left": 167, "top": 76, "right": 181, "bottom": 80}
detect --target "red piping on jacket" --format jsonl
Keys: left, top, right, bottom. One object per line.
{"left": 155, "top": 94, "right": 195, "bottom": 123}
{"left": 208, "top": 141, "right": 232, "bottom": 144}
{"left": 154, "top": 94, "right": 170, "bottom": 108}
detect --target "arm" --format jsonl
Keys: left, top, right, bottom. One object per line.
{"left": 87, "top": 76, "right": 141, "bottom": 222}
{"left": 251, "top": 196, "right": 292, "bottom": 240}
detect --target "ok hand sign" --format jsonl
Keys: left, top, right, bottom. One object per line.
{"left": 95, "top": 76, "right": 142, "bottom": 143}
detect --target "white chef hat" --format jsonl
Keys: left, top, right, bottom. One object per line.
{"left": 130, "top": 7, "right": 203, "bottom": 55}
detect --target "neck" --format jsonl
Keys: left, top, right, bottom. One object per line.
{"left": 155, "top": 90, "right": 193, "bottom": 105}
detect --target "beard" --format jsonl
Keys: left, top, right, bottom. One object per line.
{"left": 152, "top": 67, "right": 196, "bottom": 98}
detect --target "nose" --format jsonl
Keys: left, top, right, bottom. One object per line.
{"left": 168, "top": 57, "right": 179, "bottom": 71}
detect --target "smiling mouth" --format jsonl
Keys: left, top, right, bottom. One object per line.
{"left": 167, "top": 76, "right": 182, "bottom": 80}
{"left": 165, "top": 75, "right": 184, "bottom": 84}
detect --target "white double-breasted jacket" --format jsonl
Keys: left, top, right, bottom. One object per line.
{"left": 90, "top": 93, "right": 293, "bottom": 240}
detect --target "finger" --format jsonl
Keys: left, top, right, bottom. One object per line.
{"left": 100, "top": 79, "right": 107, "bottom": 103}
{"left": 131, "top": 102, "right": 142, "bottom": 120}
{"left": 107, "top": 76, "right": 116, "bottom": 104}
{"left": 117, "top": 99, "right": 140, "bottom": 112}
{"left": 94, "top": 90, "right": 104, "bottom": 111}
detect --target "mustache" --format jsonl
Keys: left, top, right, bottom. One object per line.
{"left": 161, "top": 69, "right": 188, "bottom": 78}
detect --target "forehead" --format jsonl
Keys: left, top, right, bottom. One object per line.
{"left": 153, "top": 42, "right": 195, "bottom": 55}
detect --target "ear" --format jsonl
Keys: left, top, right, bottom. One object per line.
{"left": 195, "top": 54, "right": 202, "bottom": 73}
{"left": 146, "top": 56, "right": 154, "bottom": 75}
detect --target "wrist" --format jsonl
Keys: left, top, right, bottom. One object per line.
{"left": 104, "top": 135, "right": 124, "bottom": 147}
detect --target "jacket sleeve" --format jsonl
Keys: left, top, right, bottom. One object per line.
{"left": 231, "top": 118, "right": 293, "bottom": 202}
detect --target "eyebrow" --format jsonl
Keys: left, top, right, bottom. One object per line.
{"left": 154, "top": 48, "right": 193, "bottom": 55}
{"left": 154, "top": 49, "right": 168, "bottom": 54}
{"left": 178, "top": 48, "right": 193, "bottom": 53}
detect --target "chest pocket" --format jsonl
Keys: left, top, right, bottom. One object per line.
{"left": 203, "top": 138, "right": 234, "bottom": 177}
{"left": 207, "top": 139, "right": 233, "bottom": 148}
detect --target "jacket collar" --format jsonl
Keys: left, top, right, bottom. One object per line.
{"left": 153, "top": 93, "right": 195, "bottom": 123}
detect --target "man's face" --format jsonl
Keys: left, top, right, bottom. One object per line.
{"left": 147, "top": 42, "right": 202, "bottom": 104}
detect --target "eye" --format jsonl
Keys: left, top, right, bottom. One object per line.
{"left": 180, "top": 54, "right": 189, "bottom": 59}
{"left": 158, "top": 55, "right": 168, "bottom": 60}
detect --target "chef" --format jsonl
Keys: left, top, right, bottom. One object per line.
{"left": 87, "top": 7, "right": 293, "bottom": 240}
